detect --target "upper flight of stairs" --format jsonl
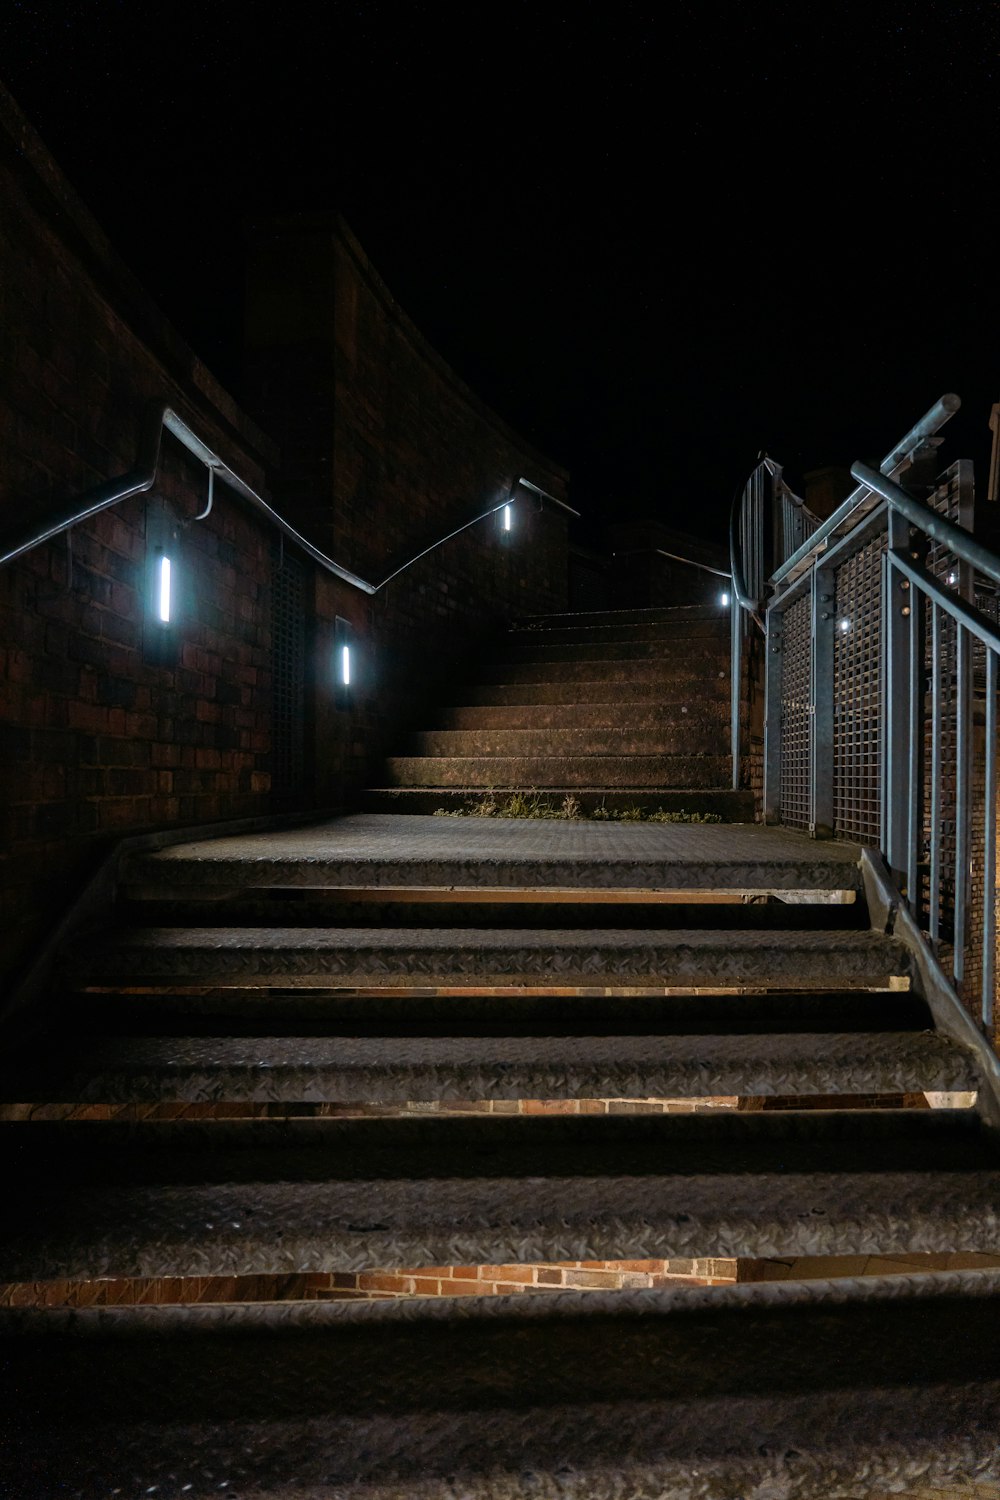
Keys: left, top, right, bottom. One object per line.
{"left": 367, "top": 604, "right": 755, "bottom": 818}
{"left": 2, "top": 814, "right": 1000, "bottom": 1496}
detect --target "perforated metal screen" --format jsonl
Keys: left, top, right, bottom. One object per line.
{"left": 779, "top": 593, "right": 812, "bottom": 830}
{"left": 833, "top": 533, "right": 885, "bottom": 844}
{"left": 271, "top": 548, "right": 305, "bottom": 793}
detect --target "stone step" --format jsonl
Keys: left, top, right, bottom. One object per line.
{"left": 4, "top": 1272, "right": 999, "bottom": 1497}
{"left": 466, "top": 676, "right": 730, "bottom": 705}
{"left": 363, "top": 786, "right": 757, "bottom": 818}
{"left": 120, "top": 816, "right": 863, "bottom": 896}
{"left": 6, "top": 1271, "right": 1000, "bottom": 1498}
{"left": 509, "top": 618, "right": 730, "bottom": 645}
{"left": 408, "top": 727, "right": 726, "bottom": 757}
{"left": 1, "top": 1111, "right": 997, "bottom": 1282}
{"left": 481, "top": 658, "right": 730, "bottom": 686}
{"left": 3, "top": 1029, "right": 975, "bottom": 1106}
{"left": 385, "top": 753, "right": 735, "bottom": 788}
{"left": 67, "top": 926, "right": 907, "bottom": 989}
{"left": 439, "top": 700, "right": 731, "bottom": 731}
{"left": 506, "top": 638, "right": 729, "bottom": 665}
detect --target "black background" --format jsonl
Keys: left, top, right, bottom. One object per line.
{"left": 2, "top": 1, "right": 998, "bottom": 538}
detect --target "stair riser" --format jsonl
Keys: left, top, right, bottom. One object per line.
{"left": 385, "top": 755, "right": 733, "bottom": 787}
{"left": 409, "top": 728, "right": 726, "bottom": 757}
{"left": 482, "top": 660, "right": 730, "bottom": 685}
{"left": 510, "top": 621, "right": 730, "bottom": 646}
{"left": 440, "top": 701, "right": 731, "bottom": 730}
{"left": 508, "top": 640, "right": 729, "bottom": 664}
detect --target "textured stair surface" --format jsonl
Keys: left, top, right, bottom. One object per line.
{"left": 4, "top": 1111, "right": 1000, "bottom": 1280}
{"left": 69, "top": 925, "right": 907, "bottom": 987}
{"left": 386, "top": 752, "right": 735, "bottom": 788}
{"left": 120, "top": 815, "right": 864, "bottom": 893}
{"left": 2, "top": 1029, "right": 975, "bottom": 1104}
{"left": 5, "top": 1271, "right": 1000, "bottom": 1499}
{"left": 5, "top": 803, "right": 999, "bottom": 1498}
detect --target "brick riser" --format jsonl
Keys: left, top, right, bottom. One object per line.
{"left": 377, "top": 605, "right": 742, "bottom": 810}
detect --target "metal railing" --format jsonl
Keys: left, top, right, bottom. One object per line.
{"left": 0, "top": 403, "right": 578, "bottom": 587}
{"left": 731, "top": 395, "right": 999, "bottom": 1041}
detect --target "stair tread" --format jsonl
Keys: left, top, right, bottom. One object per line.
{"left": 3, "top": 1029, "right": 974, "bottom": 1103}
{"left": 2, "top": 1111, "right": 998, "bottom": 1277}
{"left": 71, "top": 926, "right": 906, "bottom": 985}
{"left": 408, "top": 728, "right": 725, "bottom": 754}
{"left": 5, "top": 1273, "right": 999, "bottom": 1496}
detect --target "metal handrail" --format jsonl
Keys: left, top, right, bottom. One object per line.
{"left": 613, "top": 547, "right": 731, "bottom": 581}
{"left": 771, "top": 394, "right": 961, "bottom": 587}
{"left": 762, "top": 429, "right": 1000, "bottom": 1047}
{"left": 728, "top": 456, "right": 769, "bottom": 628}
{"left": 0, "top": 404, "right": 577, "bottom": 591}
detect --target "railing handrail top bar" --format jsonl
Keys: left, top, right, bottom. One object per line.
{"left": 769, "top": 394, "right": 961, "bottom": 586}
{"left": 513, "top": 476, "right": 581, "bottom": 518}
{"left": 0, "top": 404, "right": 577, "bottom": 593}
{"left": 889, "top": 548, "right": 1000, "bottom": 656}
{"left": 613, "top": 546, "right": 731, "bottom": 580}
{"left": 852, "top": 460, "right": 1000, "bottom": 587}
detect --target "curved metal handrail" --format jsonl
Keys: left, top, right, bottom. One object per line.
{"left": 728, "top": 455, "right": 769, "bottom": 632}
{"left": 0, "top": 404, "right": 577, "bottom": 592}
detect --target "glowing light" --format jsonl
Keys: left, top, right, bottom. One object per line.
{"left": 341, "top": 644, "right": 351, "bottom": 686}
{"left": 158, "top": 556, "right": 172, "bottom": 623}
{"left": 947, "top": 571, "right": 957, "bottom": 585}
{"left": 839, "top": 618, "right": 851, "bottom": 633}
{"left": 720, "top": 591, "right": 730, "bottom": 607}
{"left": 503, "top": 504, "right": 512, "bottom": 532}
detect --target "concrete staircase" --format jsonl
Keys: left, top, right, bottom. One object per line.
{"left": 367, "top": 604, "right": 754, "bottom": 818}
{"left": 2, "top": 814, "right": 1000, "bottom": 1496}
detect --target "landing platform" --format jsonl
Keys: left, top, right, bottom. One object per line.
{"left": 125, "top": 815, "right": 863, "bottom": 895}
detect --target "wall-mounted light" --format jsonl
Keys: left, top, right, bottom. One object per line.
{"left": 947, "top": 571, "right": 958, "bottom": 586}
{"left": 839, "top": 618, "right": 851, "bottom": 633}
{"left": 720, "top": 591, "right": 730, "bottom": 607}
{"left": 502, "top": 503, "right": 512, "bottom": 532}
{"left": 335, "top": 616, "right": 354, "bottom": 705}
{"left": 157, "top": 555, "right": 172, "bottom": 623}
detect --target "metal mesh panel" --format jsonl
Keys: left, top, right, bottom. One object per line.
{"left": 919, "top": 463, "right": 974, "bottom": 943}
{"left": 833, "top": 533, "right": 885, "bottom": 844}
{"left": 779, "top": 593, "right": 812, "bottom": 830}
{"left": 271, "top": 548, "right": 305, "bottom": 793}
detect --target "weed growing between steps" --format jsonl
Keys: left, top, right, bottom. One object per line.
{"left": 433, "top": 791, "right": 723, "bottom": 823}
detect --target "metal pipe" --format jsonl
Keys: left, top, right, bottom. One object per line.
{"left": 929, "top": 602, "right": 942, "bottom": 950}
{"left": 889, "top": 551, "right": 1000, "bottom": 657}
{"left": 853, "top": 461, "right": 1000, "bottom": 586}
{"left": 729, "top": 458, "right": 767, "bottom": 628}
{"left": 1, "top": 405, "right": 576, "bottom": 597}
{"left": 512, "top": 477, "right": 580, "bottom": 518}
{"left": 730, "top": 593, "right": 741, "bottom": 790}
{"left": 771, "top": 395, "right": 961, "bottom": 586}
{"left": 612, "top": 547, "right": 731, "bottom": 580}
{"left": 985, "top": 651, "right": 998, "bottom": 1033}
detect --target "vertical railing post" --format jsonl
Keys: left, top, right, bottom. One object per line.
{"left": 811, "top": 566, "right": 835, "bottom": 838}
{"left": 883, "top": 509, "right": 913, "bottom": 895}
{"left": 763, "top": 601, "right": 783, "bottom": 824}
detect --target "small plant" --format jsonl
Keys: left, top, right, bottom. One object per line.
{"left": 433, "top": 794, "right": 724, "bottom": 824}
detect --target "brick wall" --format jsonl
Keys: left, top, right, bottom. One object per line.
{"left": 245, "top": 216, "right": 571, "bottom": 801}
{"left": 0, "top": 90, "right": 572, "bottom": 988}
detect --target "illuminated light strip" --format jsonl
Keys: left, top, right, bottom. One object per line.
{"left": 341, "top": 644, "right": 351, "bottom": 686}
{"left": 158, "top": 555, "right": 171, "bottom": 623}
{"left": 503, "top": 504, "right": 512, "bottom": 531}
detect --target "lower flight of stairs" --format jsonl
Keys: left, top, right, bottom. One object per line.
{"left": 366, "top": 603, "right": 754, "bottom": 819}
{"left": 1, "top": 814, "right": 999, "bottom": 1497}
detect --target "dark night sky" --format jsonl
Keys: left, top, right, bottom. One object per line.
{"left": 2, "top": 1, "right": 999, "bottom": 541}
